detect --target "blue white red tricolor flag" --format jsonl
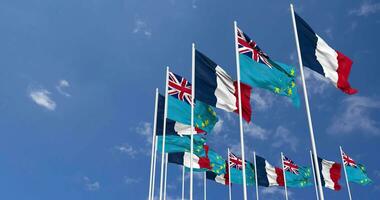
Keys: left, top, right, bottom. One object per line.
{"left": 294, "top": 12, "right": 357, "bottom": 95}
{"left": 317, "top": 157, "right": 342, "bottom": 191}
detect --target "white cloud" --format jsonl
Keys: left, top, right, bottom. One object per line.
{"left": 244, "top": 123, "right": 269, "bottom": 140}
{"left": 115, "top": 143, "right": 138, "bottom": 158}
{"left": 136, "top": 122, "right": 153, "bottom": 143}
{"left": 212, "top": 119, "right": 223, "bottom": 134}
{"left": 328, "top": 96, "right": 380, "bottom": 135}
{"left": 261, "top": 187, "right": 292, "bottom": 197}
{"left": 251, "top": 90, "right": 275, "bottom": 111}
{"left": 83, "top": 176, "right": 100, "bottom": 191}
{"left": 56, "top": 79, "right": 71, "bottom": 97}
{"left": 133, "top": 19, "right": 152, "bottom": 37}
{"left": 191, "top": 0, "right": 197, "bottom": 8}
{"left": 271, "top": 126, "right": 299, "bottom": 152}
{"left": 124, "top": 177, "right": 141, "bottom": 184}
{"left": 324, "top": 28, "right": 333, "bottom": 39}
{"left": 29, "top": 88, "right": 56, "bottom": 111}
{"left": 301, "top": 67, "right": 331, "bottom": 95}
{"left": 349, "top": 1, "right": 380, "bottom": 16}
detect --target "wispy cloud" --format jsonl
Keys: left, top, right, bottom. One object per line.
{"left": 133, "top": 19, "right": 152, "bottom": 37}
{"left": 244, "top": 123, "right": 269, "bottom": 140}
{"left": 213, "top": 119, "right": 224, "bottom": 134}
{"left": 328, "top": 96, "right": 380, "bottom": 135}
{"left": 301, "top": 67, "right": 331, "bottom": 95}
{"left": 29, "top": 88, "right": 56, "bottom": 111}
{"left": 251, "top": 90, "right": 275, "bottom": 111}
{"left": 261, "top": 187, "right": 292, "bottom": 197}
{"left": 114, "top": 143, "right": 138, "bottom": 158}
{"left": 124, "top": 177, "right": 141, "bottom": 184}
{"left": 83, "top": 176, "right": 100, "bottom": 191}
{"left": 272, "top": 126, "right": 299, "bottom": 152}
{"left": 136, "top": 122, "right": 153, "bottom": 143}
{"left": 191, "top": 0, "right": 198, "bottom": 9}
{"left": 56, "top": 79, "right": 71, "bottom": 97}
{"left": 349, "top": 1, "right": 380, "bottom": 16}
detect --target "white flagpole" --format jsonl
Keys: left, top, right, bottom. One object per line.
{"left": 340, "top": 146, "right": 353, "bottom": 200}
{"left": 281, "top": 152, "right": 289, "bottom": 200}
{"left": 164, "top": 153, "right": 168, "bottom": 200}
{"left": 289, "top": 4, "right": 324, "bottom": 200}
{"left": 310, "top": 150, "right": 319, "bottom": 200}
{"left": 190, "top": 43, "right": 195, "bottom": 200}
{"left": 204, "top": 172, "right": 207, "bottom": 200}
{"left": 228, "top": 148, "right": 232, "bottom": 200}
{"left": 233, "top": 20, "right": 248, "bottom": 200}
{"left": 148, "top": 89, "right": 159, "bottom": 200}
{"left": 159, "top": 67, "right": 170, "bottom": 200}
{"left": 253, "top": 151, "right": 259, "bottom": 200}
{"left": 152, "top": 135, "right": 158, "bottom": 200}
{"left": 182, "top": 166, "right": 185, "bottom": 200}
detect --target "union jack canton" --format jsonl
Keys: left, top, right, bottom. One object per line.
{"left": 168, "top": 72, "right": 192, "bottom": 105}
{"left": 283, "top": 156, "right": 299, "bottom": 175}
{"left": 342, "top": 151, "right": 357, "bottom": 168}
{"left": 237, "top": 27, "right": 273, "bottom": 69}
{"left": 229, "top": 152, "right": 244, "bottom": 170}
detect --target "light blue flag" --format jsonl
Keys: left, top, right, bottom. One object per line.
{"left": 157, "top": 135, "right": 206, "bottom": 153}
{"left": 285, "top": 166, "right": 313, "bottom": 188}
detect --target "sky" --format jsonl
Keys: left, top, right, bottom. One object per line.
{"left": 0, "top": 0, "right": 379, "bottom": 199}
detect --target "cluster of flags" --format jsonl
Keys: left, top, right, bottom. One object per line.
{"left": 148, "top": 4, "right": 371, "bottom": 200}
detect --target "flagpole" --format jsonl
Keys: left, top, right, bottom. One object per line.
{"left": 281, "top": 153, "right": 289, "bottom": 200}
{"left": 164, "top": 153, "right": 168, "bottom": 200}
{"left": 159, "top": 67, "right": 170, "bottom": 200}
{"left": 233, "top": 20, "right": 248, "bottom": 200}
{"left": 152, "top": 135, "right": 158, "bottom": 200}
{"left": 289, "top": 4, "right": 325, "bottom": 200}
{"left": 204, "top": 172, "right": 207, "bottom": 200}
{"left": 310, "top": 150, "right": 319, "bottom": 200}
{"left": 182, "top": 166, "right": 185, "bottom": 200}
{"left": 148, "top": 89, "right": 159, "bottom": 200}
{"left": 228, "top": 148, "right": 232, "bottom": 200}
{"left": 253, "top": 151, "right": 259, "bottom": 200}
{"left": 190, "top": 43, "right": 195, "bottom": 200}
{"left": 340, "top": 146, "right": 353, "bottom": 200}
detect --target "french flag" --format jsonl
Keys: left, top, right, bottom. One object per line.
{"left": 255, "top": 155, "right": 284, "bottom": 187}
{"left": 317, "top": 157, "right": 342, "bottom": 191}
{"left": 195, "top": 50, "right": 252, "bottom": 122}
{"left": 168, "top": 151, "right": 212, "bottom": 170}
{"left": 295, "top": 12, "right": 357, "bottom": 95}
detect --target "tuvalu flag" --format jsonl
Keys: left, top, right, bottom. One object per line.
{"left": 229, "top": 152, "right": 255, "bottom": 185}
{"left": 156, "top": 135, "right": 206, "bottom": 153}
{"left": 342, "top": 151, "right": 372, "bottom": 185}
{"left": 282, "top": 155, "right": 313, "bottom": 188}
{"left": 166, "top": 71, "right": 219, "bottom": 133}
{"left": 195, "top": 50, "right": 252, "bottom": 122}
{"left": 237, "top": 27, "right": 300, "bottom": 107}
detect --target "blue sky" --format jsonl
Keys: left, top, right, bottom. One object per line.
{"left": 0, "top": 0, "right": 379, "bottom": 199}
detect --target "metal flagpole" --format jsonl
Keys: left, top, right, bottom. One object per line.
{"left": 228, "top": 148, "right": 232, "bottom": 200}
{"left": 340, "top": 146, "right": 353, "bottom": 200}
{"left": 310, "top": 150, "right": 319, "bottom": 200}
{"left": 190, "top": 43, "right": 195, "bottom": 200}
{"left": 289, "top": 4, "right": 325, "bottom": 200}
{"left": 182, "top": 166, "right": 185, "bottom": 200}
{"left": 204, "top": 172, "right": 207, "bottom": 200}
{"left": 253, "top": 151, "right": 259, "bottom": 200}
{"left": 164, "top": 153, "right": 168, "bottom": 200}
{"left": 281, "top": 153, "right": 289, "bottom": 200}
{"left": 148, "top": 89, "right": 159, "bottom": 200}
{"left": 233, "top": 20, "right": 248, "bottom": 200}
{"left": 159, "top": 67, "right": 170, "bottom": 200}
{"left": 152, "top": 135, "right": 158, "bottom": 200}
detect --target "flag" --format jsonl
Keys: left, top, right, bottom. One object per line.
{"left": 255, "top": 155, "right": 284, "bottom": 187}
{"left": 237, "top": 27, "right": 300, "bottom": 106}
{"left": 168, "top": 151, "right": 212, "bottom": 170}
{"left": 282, "top": 155, "right": 313, "bottom": 188}
{"left": 186, "top": 148, "right": 227, "bottom": 175}
{"left": 206, "top": 171, "right": 229, "bottom": 186}
{"left": 156, "top": 135, "right": 206, "bottom": 153}
{"left": 229, "top": 152, "right": 255, "bottom": 185}
{"left": 195, "top": 50, "right": 252, "bottom": 122}
{"left": 342, "top": 151, "right": 372, "bottom": 185}
{"left": 156, "top": 94, "right": 202, "bottom": 136}
{"left": 294, "top": 12, "right": 357, "bottom": 95}
{"left": 166, "top": 72, "right": 219, "bottom": 133}
{"left": 317, "top": 157, "right": 342, "bottom": 191}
